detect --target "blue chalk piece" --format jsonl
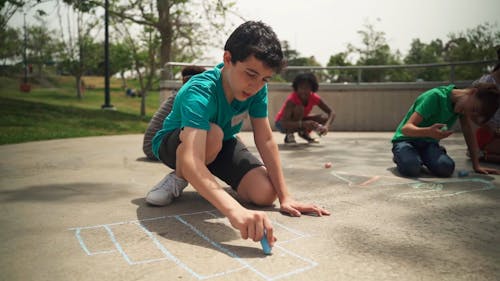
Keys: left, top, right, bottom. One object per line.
{"left": 260, "top": 234, "right": 272, "bottom": 255}
{"left": 458, "top": 170, "right": 469, "bottom": 177}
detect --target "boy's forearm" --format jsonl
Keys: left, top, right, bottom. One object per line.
{"left": 256, "top": 138, "right": 290, "bottom": 202}
{"left": 402, "top": 124, "right": 432, "bottom": 138}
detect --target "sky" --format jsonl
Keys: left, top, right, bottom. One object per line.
{"left": 206, "top": 0, "right": 500, "bottom": 65}
{"left": 9, "top": 0, "right": 500, "bottom": 66}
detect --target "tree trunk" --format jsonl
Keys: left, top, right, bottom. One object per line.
{"left": 120, "top": 71, "right": 126, "bottom": 89}
{"left": 140, "top": 90, "right": 146, "bottom": 117}
{"left": 75, "top": 76, "right": 83, "bottom": 99}
{"left": 157, "top": 0, "right": 173, "bottom": 81}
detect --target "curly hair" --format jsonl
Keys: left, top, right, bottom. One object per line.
{"left": 292, "top": 72, "right": 319, "bottom": 93}
{"left": 473, "top": 83, "right": 500, "bottom": 123}
{"left": 224, "top": 21, "right": 285, "bottom": 73}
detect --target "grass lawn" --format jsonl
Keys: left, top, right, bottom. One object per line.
{"left": 0, "top": 75, "right": 163, "bottom": 145}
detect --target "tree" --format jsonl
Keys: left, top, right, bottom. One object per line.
{"left": 0, "top": 23, "right": 21, "bottom": 66}
{"left": 281, "top": 40, "right": 323, "bottom": 82}
{"left": 444, "top": 22, "right": 500, "bottom": 80}
{"left": 348, "top": 21, "right": 402, "bottom": 82}
{"left": 108, "top": 0, "right": 237, "bottom": 81}
{"left": 120, "top": 24, "right": 160, "bottom": 117}
{"left": 108, "top": 41, "right": 134, "bottom": 89}
{"left": 326, "top": 52, "right": 356, "bottom": 83}
{"left": 111, "top": 12, "right": 159, "bottom": 116}
{"left": 25, "top": 19, "right": 60, "bottom": 77}
{"left": 404, "top": 39, "right": 447, "bottom": 81}
{"left": 55, "top": 0, "right": 100, "bottom": 99}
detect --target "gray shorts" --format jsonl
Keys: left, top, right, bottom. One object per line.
{"left": 158, "top": 128, "right": 264, "bottom": 190}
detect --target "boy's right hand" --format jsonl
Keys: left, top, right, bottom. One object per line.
{"left": 228, "top": 208, "right": 276, "bottom": 246}
{"left": 429, "top": 123, "right": 453, "bottom": 140}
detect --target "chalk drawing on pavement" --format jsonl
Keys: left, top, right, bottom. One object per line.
{"left": 69, "top": 210, "right": 317, "bottom": 281}
{"left": 330, "top": 171, "right": 495, "bottom": 199}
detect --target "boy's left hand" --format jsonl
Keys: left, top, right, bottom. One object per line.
{"left": 280, "top": 198, "right": 330, "bottom": 217}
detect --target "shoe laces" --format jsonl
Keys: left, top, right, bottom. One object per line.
{"left": 152, "top": 172, "right": 187, "bottom": 197}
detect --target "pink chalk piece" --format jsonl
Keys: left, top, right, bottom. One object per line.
{"left": 324, "top": 162, "right": 332, "bottom": 168}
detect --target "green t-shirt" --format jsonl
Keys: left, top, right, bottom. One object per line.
{"left": 392, "top": 84, "right": 458, "bottom": 143}
{"left": 151, "top": 63, "right": 268, "bottom": 159}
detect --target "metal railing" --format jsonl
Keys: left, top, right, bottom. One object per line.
{"left": 162, "top": 59, "right": 497, "bottom": 85}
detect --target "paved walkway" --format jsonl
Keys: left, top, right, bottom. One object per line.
{"left": 1, "top": 132, "right": 499, "bottom": 281}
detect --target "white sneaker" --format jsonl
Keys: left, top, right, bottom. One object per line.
{"left": 146, "top": 172, "right": 188, "bottom": 206}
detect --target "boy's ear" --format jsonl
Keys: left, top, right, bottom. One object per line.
{"left": 223, "top": 51, "right": 232, "bottom": 65}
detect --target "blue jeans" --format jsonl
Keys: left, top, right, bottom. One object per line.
{"left": 392, "top": 140, "right": 455, "bottom": 177}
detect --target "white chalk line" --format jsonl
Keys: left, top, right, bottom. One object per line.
{"left": 397, "top": 178, "right": 495, "bottom": 199}
{"left": 70, "top": 210, "right": 317, "bottom": 280}
{"left": 174, "top": 215, "right": 268, "bottom": 280}
{"left": 330, "top": 171, "right": 496, "bottom": 198}
{"left": 270, "top": 245, "right": 318, "bottom": 281}
{"left": 75, "top": 228, "right": 115, "bottom": 256}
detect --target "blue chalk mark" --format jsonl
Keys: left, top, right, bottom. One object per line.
{"left": 458, "top": 170, "right": 469, "bottom": 177}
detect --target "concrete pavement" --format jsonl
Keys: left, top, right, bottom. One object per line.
{"left": 1, "top": 132, "right": 499, "bottom": 281}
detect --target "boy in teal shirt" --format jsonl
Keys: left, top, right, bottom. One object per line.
{"left": 147, "top": 21, "right": 330, "bottom": 246}
{"left": 392, "top": 84, "right": 500, "bottom": 177}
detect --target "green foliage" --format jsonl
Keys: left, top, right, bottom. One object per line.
{"left": 444, "top": 23, "right": 500, "bottom": 80}
{"left": 326, "top": 52, "right": 356, "bottom": 82}
{"left": 0, "top": 96, "right": 148, "bottom": 144}
{"left": 335, "top": 21, "right": 499, "bottom": 82}
{"left": 0, "top": 76, "right": 159, "bottom": 144}
{"left": 348, "top": 22, "right": 402, "bottom": 82}
{"left": 0, "top": 24, "right": 21, "bottom": 64}
{"left": 281, "top": 40, "right": 324, "bottom": 82}
{"left": 404, "top": 39, "right": 447, "bottom": 81}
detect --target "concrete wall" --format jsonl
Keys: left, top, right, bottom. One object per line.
{"left": 159, "top": 81, "right": 471, "bottom": 132}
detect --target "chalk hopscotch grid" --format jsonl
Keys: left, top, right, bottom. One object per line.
{"left": 69, "top": 210, "right": 317, "bottom": 281}
{"left": 330, "top": 171, "right": 495, "bottom": 198}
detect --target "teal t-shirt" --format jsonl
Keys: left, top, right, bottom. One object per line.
{"left": 392, "top": 84, "right": 458, "bottom": 143}
{"left": 152, "top": 63, "right": 268, "bottom": 159}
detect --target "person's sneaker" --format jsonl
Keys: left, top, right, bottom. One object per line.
{"left": 146, "top": 172, "right": 188, "bottom": 206}
{"left": 298, "top": 131, "right": 319, "bottom": 143}
{"left": 284, "top": 133, "right": 297, "bottom": 145}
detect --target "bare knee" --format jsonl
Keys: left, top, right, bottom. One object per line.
{"left": 237, "top": 167, "right": 277, "bottom": 206}
{"left": 206, "top": 123, "right": 223, "bottom": 164}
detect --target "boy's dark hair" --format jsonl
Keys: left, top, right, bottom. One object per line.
{"left": 292, "top": 72, "right": 319, "bottom": 92}
{"left": 181, "top": 66, "right": 205, "bottom": 83}
{"left": 224, "top": 21, "right": 285, "bottom": 73}
{"left": 474, "top": 83, "right": 500, "bottom": 123}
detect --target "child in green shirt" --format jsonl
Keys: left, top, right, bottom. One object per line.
{"left": 392, "top": 84, "right": 500, "bottom": 177}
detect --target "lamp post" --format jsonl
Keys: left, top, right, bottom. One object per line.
{"left": 20, "top": 11, "right": 31, "bottom": 92}
{"left": 101, "top": 0, "right": 115, "bottom": 110}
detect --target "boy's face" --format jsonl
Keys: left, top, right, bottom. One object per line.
{"left": 222, "top": 52, "right": 274, "bottom": 101}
